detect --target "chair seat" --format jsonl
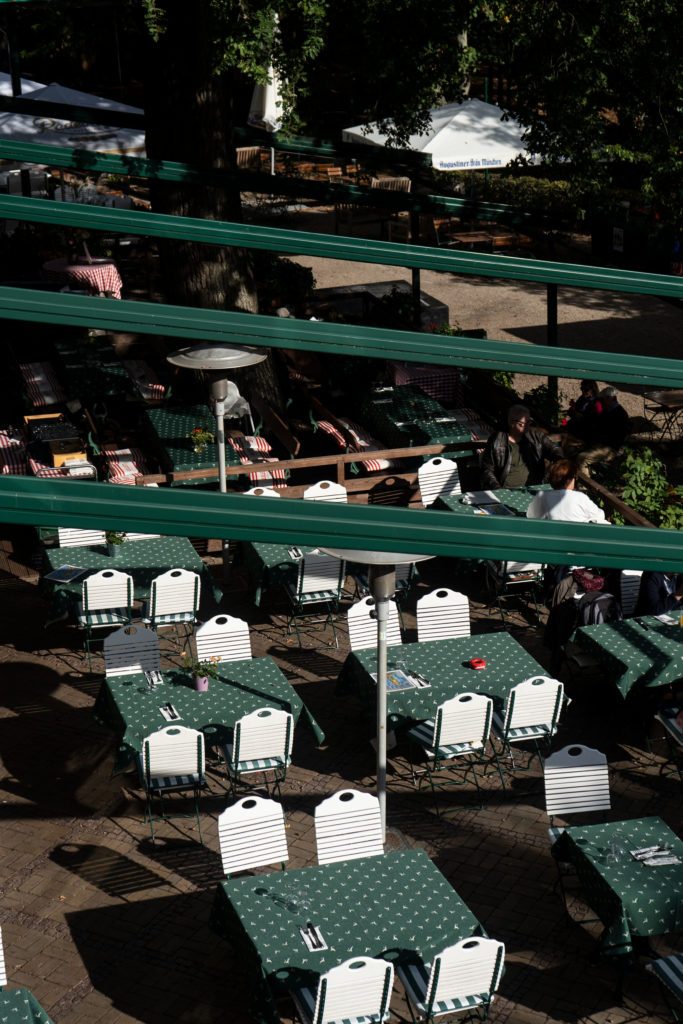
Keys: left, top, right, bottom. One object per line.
{"left": 221, "top": 744, "right": 292, "bottom": 774}
{"left": 285, "top": 582, "right": 339, "bottom": 606}
{"left": 409, "top": 720, "right": 483, "bottom": 760}
{"left": 292, "top": 983, "right": 391, "bottom": 1024}
{"left": 548, "top": 825, "right": 566, "bottom": 846}
{"left": 78, "top": 606, "right": 131, "bottom": 628}
{"left": 492, "top": 710, "right": 555, "bottom": 743}
{"left": 656, "top": 710, "right": 683, "bottom": 746}
{"left": 135, "top": 756, "right": 203, "bottom": 792}
{"left": 141, "top": 608, "right": 196, "bottom": 626}
{"left": 646, "top": 953, "right": 683, "bottom": 1003}
{"left": 397, "top": 960, "right": 486, "bottom": 1017}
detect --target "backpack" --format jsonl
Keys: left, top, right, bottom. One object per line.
{"left": 577, "top": 592, "right": 624, "bottom": 627}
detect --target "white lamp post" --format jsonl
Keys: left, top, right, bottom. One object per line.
{"left": 321, "top": 547, "right": 433, "bottom": 839}
{"left": 167, "top": 342, "right": 267, "bottom": 579}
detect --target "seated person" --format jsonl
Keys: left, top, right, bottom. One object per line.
{"left": 526, "top": 460, "right": 608, "bottom": 523}
{"left": 634, "top": 570, "right": 683, "bottom": 617}
{"left": 563, "top": 379, "right": 601, "bottom": 434}
{"left": 481, "top": 404, "right": 562, "bottom": 490}
{"left": 569, "top": 387, "right": 631, "bottom": 475}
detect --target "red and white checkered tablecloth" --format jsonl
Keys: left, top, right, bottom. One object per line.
{"left": 43, "top": 257, "right": 123, "bottom": 299}
{"left": 317, "top": 418, "right": 393, "bottom": 473}
{"left": 19, "top": 361, "right": 67, "bottom": 407}
{"left": 122, "top": 360, "right": 166, "bottom": 400}
{"left": 228, "top": 435, "right": 287, "bottom": 487}
{"left": 0, "top": 431, "right": 27, "bottom": 475}
{"left": 389, "top": 361, "right": 463, "bottom": 404}
{"left": 102, "top": 445, "right": 149, "bottom": 484}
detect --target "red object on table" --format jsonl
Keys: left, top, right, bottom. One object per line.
{"left": 469, "top": 657, "right": 487, "bottom": 670}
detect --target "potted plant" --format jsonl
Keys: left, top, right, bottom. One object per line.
{"left": 186, "top": 425, "right": 214, "bottom": 455}
{"left": 181, "top": 650, "right": 221, "bottom": 692}
{"left": 105, "top": 530, "right": 127, "bottom": 557}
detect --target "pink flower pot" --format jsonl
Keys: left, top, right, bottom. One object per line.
{"left": 194, "top": 675, "right": 209, "bottom": 692}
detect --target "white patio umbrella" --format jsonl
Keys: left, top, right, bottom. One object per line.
{"left": 0, "top": 81, "right": 145, "bottom": 154}
{"left": 343, "top": 97, "right": 534, "bottom": 171}
{"left": 247, "top": 66, "right": 283, "bottom": 175}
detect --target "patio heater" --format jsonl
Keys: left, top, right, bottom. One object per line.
{"left": 321, "top": 547, "right": 433, "bottom": 840}
{"left": 166, "top": 342, "right": 267, "bottom": 581}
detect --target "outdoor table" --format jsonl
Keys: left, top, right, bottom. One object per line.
{"left": 142, "top": 404, "right": 241, "bottom": 487}
{"left": 42, "top": 535, "right": 221, "bottom": 618}
{"left": 0, "top": 989, "right": 54, "bottom": 1024}
{"left": 436, "top": 484, "right": 551, "bottom": 517}
{"left": 241, "top": 542, "right": 317, "bottom": 607}
{"left": 94, "top": 655, "right": 324, "bottom": 771}
{"left": 339, "top": 632, "right": 548, "bottom": 727}
{"left": 43, "top": 257, "right": 123, "bottom": 298}
{"left": 211, "top": 848, "right": 484, "bottom": 1024}
{"left": 358, "top": 386, "right": 474, "bottom": 450}
{"left": 552, "top": 816, "right": 683, "bottom": 954}
{"left": 643, "top": 389, "right": 683, "bottom": 441}
{"left": 574, "top": 616, "right": 683, "bottom": 698}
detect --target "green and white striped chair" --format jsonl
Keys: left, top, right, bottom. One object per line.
{"left": 0, "top": 924, "right": 6, "bottom": 988}
{"left": 492, "top": 675, "right": 564, "bottom": 780}
{"left": 646, "top": 954, "right": 683, "bottom": 1021}
{"left": 407, "top": 693, "right": 495, "bottom": 813}
{"left": 285, "top": 552, "right": 345, "bottom": 648}
{"left": 218, "top": 795, "right": 288, "bottom": 877}
{"left": 314, "top": 789, "right": 384, "bottom": 865}
{"left": 138, "top": 725, "right": 206, "bottom": 842}
{"left": 221, "top": 707, "right": 293, "bottom": 798}
{"left": 397, "top": 937, "right": 505, "bottom": 1024}
{"left": 142, "top": 568, "right": 201, "bottom": 643}
{"left": 292, "top": 956, "right": 394, "bottom": 1024}
{"left": 78, "top": 568, "right": 133, "bottom": 666}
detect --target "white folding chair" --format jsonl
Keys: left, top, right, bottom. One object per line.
{"left": 103, "top": 624, "right": 160, "bottom": 677}
{"left": 418, "top": 456, "right": 461, "bottom": 507}
{"left": 416, "top": 588, "right": 471, "bottom": 642}
{"left": 221, "top": 707, "right": 293, "bottom": 797}
{"left": 397, "top": 937, "right": 505, "bottom": 1023}
{"left": 314, "top": 789, "right": 384, "bottom": 865}
{"left": 293, "top": 956, "right": 394, "bottom": 1024}
{"left": 492, "top": 676, "right": 565, "bottom": 779}
{"left": 407, "top": 693, "right": 494, "bottom": 813}
{"left": 125, "top": 532, "right": 162, "bottom": 541}
{"left": 285, "top": 552, "right": 345, "bottom": 647}
{"left": 0, "top": 925, "right": 6, "bottom": 988}
{"left": 78, "top": 568, "right": 133, "bottom": 665}
{"left": 139, "top": 725, "right": 206, "bottom": 841}
{"left": 244, "top": 486, "right": 281, "bottom": 497}
{"left": 347, "top": 595, "right": 402, "bottom": 652}
{"left": 302, "top": 480, "right": 348, "bottom": 503}
{"left": 620, "top": 569, "right": 643, "bottom": 617}
{"left": 218, "top": 795, "right": 289, "bottom": 877}
{"left": 142, "top": 568, "right": 201, "bottom": 640}
{"left": 543, "top": 744, "right": 611, "bottom": 914}
{"left": 58, "top": 527, "right": 106, "bottom": 547}
{"left": 196, "top": 614, "right": 252, "bottom": 663}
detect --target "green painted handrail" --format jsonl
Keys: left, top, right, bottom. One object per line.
{"left": 0, "top": 476, "right": 681, "bottom": 572}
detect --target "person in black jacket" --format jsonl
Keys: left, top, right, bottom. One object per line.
{"left": 575, "top": 386, "right": 631, "bottom": 475}
{"left": 481, "top": 404, "right": 562, "bottom": 489}
{"left": 634, "top": 571, "right": 683, "bottom": 617}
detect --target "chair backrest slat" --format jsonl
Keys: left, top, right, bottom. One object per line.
{"left": 232, "top": 708, "right": 293, "bottom": 764}
{"left": 418, "top": 456, "right": 461, "bottom": 507}
{"left": 244, "top": 486, "right": 281, "bottom": 497}
{"left": 426, "top": 938, "right": 505, "bottom": 1013}
{"left": 505, "top": 676, "right": 564, "bottom": 732}
{"left": 315, "top": 790, "right": 384, "bottom": 865}
{"left": 315, "top": 957, "right": 394, "bottom": 1024}
{"left": 544, "top": 744, "right": 611, "bottom": 817}
{"left": 196, "top": 614, "right": 252, "bottom": 663}
{"left": 82, "top": 569, "right": 132, "bottom": 612}
{"left": 150, "top": 568, "right": 201, "bottom": 617}
{"left": 620, "top": 569, "right": 643, "bottom": 617}
{"left": 58, "top": 527, "right": 106, "bottom": 547}
{"left": 298, "top": 553, "right": 344, "bottom": 598}
{"left": 417, "top": 588, "right": 470, "bottom": 641}
{"left": 347, "top": 596, "right": 402, "bottom": 651}
{"left": 0, "top": 925, "right": 7, "bottom": 988}
{"left": 435, "top": 693, "right": 492, "bottom": 749}
{"left": 218, "top": 795, "right": 288, "bottom": 875}
{"left": 143, "top": 726, "right": 204, "bottom": 779}
{"left": 103, "top": 625, "right": 160, "bottom": 676}
{"left": 303, "top": 480, "right": 348, "bottom": 503}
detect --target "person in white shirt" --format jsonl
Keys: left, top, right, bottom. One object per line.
{"left": 526, "top": 460, "right": 608, "bottom": 523}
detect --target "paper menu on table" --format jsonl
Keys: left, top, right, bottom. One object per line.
{"left": 461, "top": 490, "right": 501, "bottom": 505}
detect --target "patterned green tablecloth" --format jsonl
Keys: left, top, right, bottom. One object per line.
{"left": 437, "top": 484, "right": 550, "bottom": 517}
{"left": 143, "top": 404, "right": 241, "bottom": 486}
{"left": 242, "top": 542, "right": 318, "bottom": 607}
{"left": 94, "top": 655, "right": 324, "bottom": 769}
{"left": 358, "top": 386, "right": 473, "bottom": 449}
{"left": 339, "top": 633, "right": 548, "bottom": 725}
{"left": 212, "top": 849, "right": 484, "bottom": 1024}
{"left": 43, "top": 535, "right": 221, "bottom": 613}
{"left": 574, "top": 617, "right": 683, "bottom": 698}
{"left": 553, "top": 817, "right": 683, "bottom": 954}
{"left": 0, "top": 989, "right": 54, "bottom": 1024}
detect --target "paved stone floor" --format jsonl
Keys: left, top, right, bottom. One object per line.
{"left": 0, "top": 536, "right": 680, "bottom": 1024}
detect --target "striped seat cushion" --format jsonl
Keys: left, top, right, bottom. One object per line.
{"left": 228, "top": 435, "right": 287, "bottom": 486}
{"left": 408, "top": 720, "right": 483, "bottom": 760}
{"left": 141, "top": 609, "right": 196, "bottom": 626}
{"left": 657, "top": 709, "right": 683, "bottom": 746}
{"left": 29, "top": 456, "right": 66, "bottom": 478}
{"left": 0, "top": 432, "right": 28, "bottom": 475}
{"left": 397, "top": 960, "right": 486, "bottom": 1016}
{"left": 292, "top": 983, "right": 391, "bottom": 1024}
{"left": 548, "top": 825, "right": 566, "bottom": 846}
{"left": 221, "top": 745, "right": 291, "bottom": 774}
{"left": 647, "top": 954, "right": 683, "bottom": 1004}
{"left": 135, "top": 756, "right": 202, "bottom": 792}
{"left": 286, "top": 583, "right": 339, "bottom": 604}
{"left": 78, "top": 606, "right": 131, "bottom": 627}
{"left": 492, "top": 710, "right": 554, "bottom": 743}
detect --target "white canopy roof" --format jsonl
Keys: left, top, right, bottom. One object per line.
{"left": 343, "top": 98, "right": 535, "bottom": 171}
{"left": 0, "top": 71, "right": 46, "bottom": 96}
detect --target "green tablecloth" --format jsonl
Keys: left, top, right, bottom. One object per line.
{"left": 553, "top": 817, "right": 683, "bottom": 954}
{"left": 339, "top": 633, "right": 548, "bottom": 726}
{"left": 212, "top": 848, "right": 484, "bottom": 1024}
{"left": 0, "top": 989, "right": 54, "bottom": 1024}
{"left": 574, "top": 617, "right": 683, "bottom": 698}
{"left": 43, "top": 535, "right": 221, "bottom": 615}
{"left": 143, "top": 404, "right": 240, "bottom": 486}
{"left": 94, "top": 655, "right": 324, "bottom": 770}
{"left": 437, "top": 484, "right": 551, "bottom": 518}
{"left": 242, "top": 542, "right": 318, "bottom": 607}
{"left": 358, "top": 386, "right": 473, "bottom": 449}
